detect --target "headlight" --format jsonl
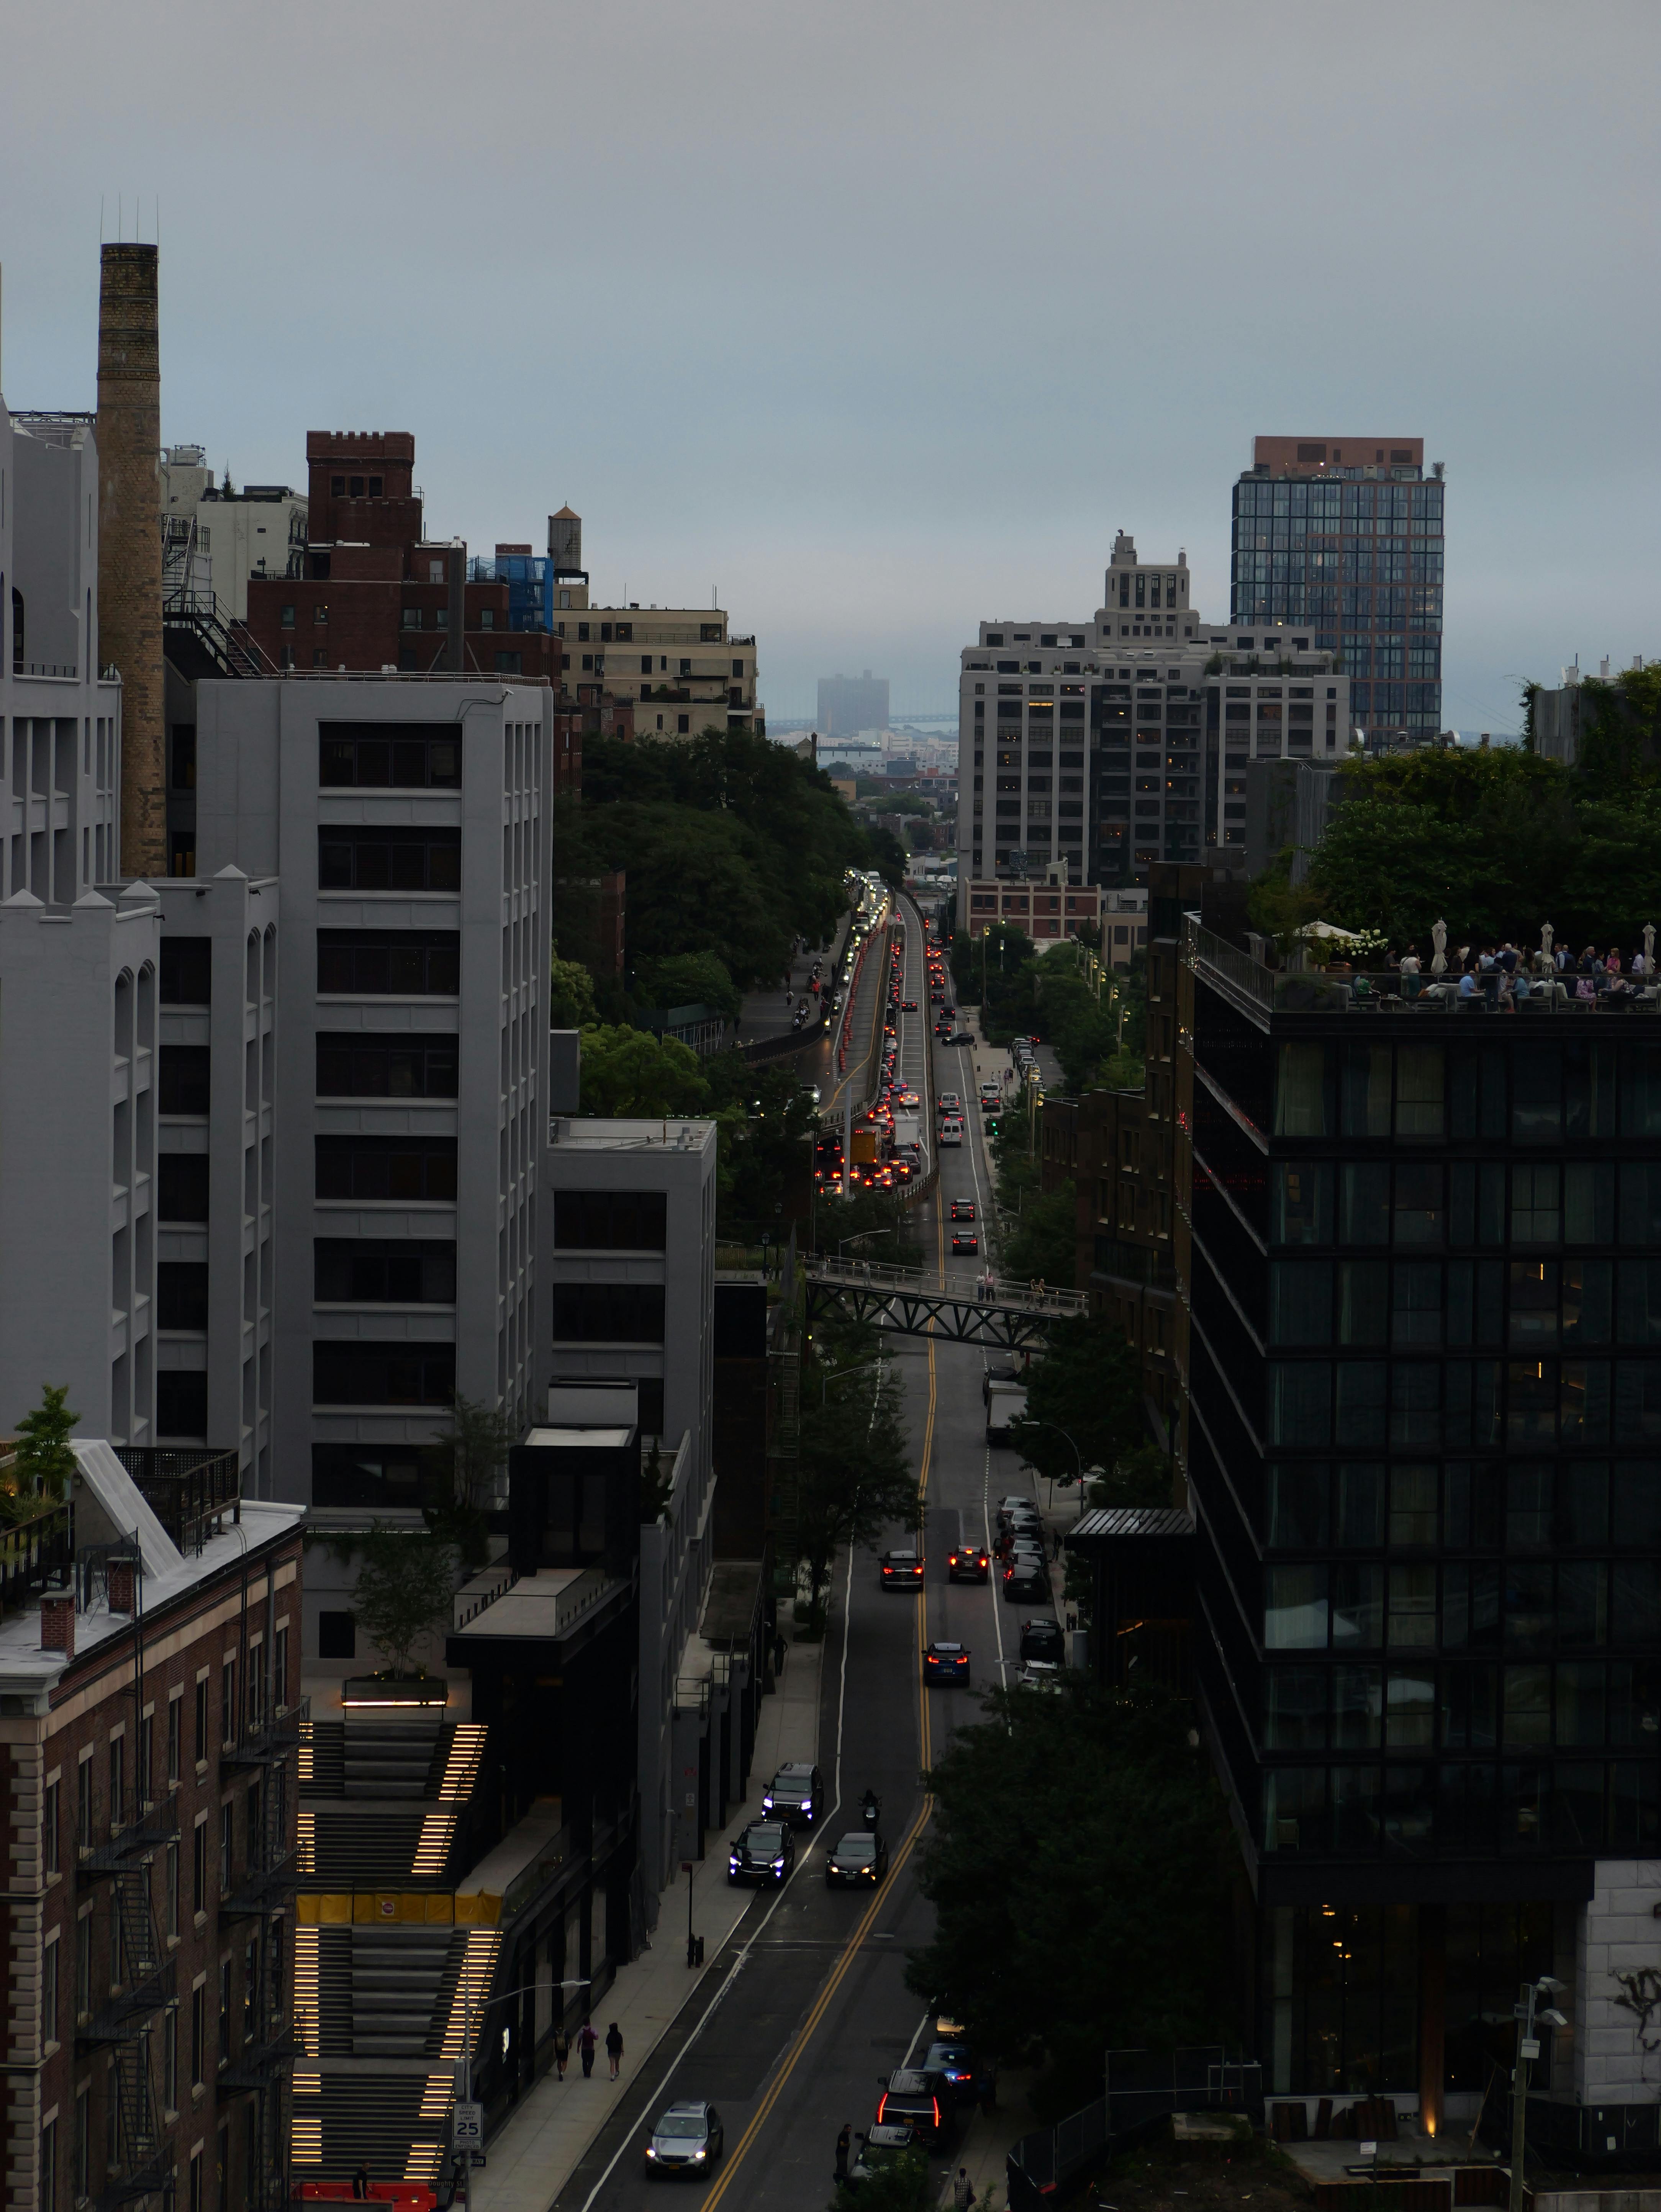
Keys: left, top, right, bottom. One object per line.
{"left": 772, "top": 1858, "right": 785, "bottom": 1870}
{"left": 646, "top": 2148, "right": 658, "bottom": 2160}
{"left": 693, "top": 2149, "right": 707, "bottom": 2162}
{"left": 801, "top": 1801, "right": 811, "bottom": 1814}
{"left": 761, "top": 1794, "right": 773, "bottom": 1810}
{"left": 728, "top": 1856, "right": 740, "bottom": 1870}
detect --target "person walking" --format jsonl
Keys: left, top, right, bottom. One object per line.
{"left": 351, "top": 2167, "right": 372, "bottom": 2202}
{"left": 953, "top": 2168, "right": 977, "bottom": 2209}
{"left": 771, "top": 1628, "right": 786, "bottom": 1677}
{"left": 578, "top": 2019, "right": 598, "bottom": 2078}
{"left": 834, "top": 2124, "right": 852, "bottom": 2182}
{"left": 605, "top": 2022, "right": 624, "bottom": 2081}
{"left": 552, "top": 2025, "right": 570, "bottom": 2079}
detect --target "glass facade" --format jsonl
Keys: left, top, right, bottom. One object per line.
{"left": 1231, "top": 473, "right": 1443, "bottom": 735}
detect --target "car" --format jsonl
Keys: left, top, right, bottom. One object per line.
{"left": 1017, "top": 1667, "right": 1064, "bottom": 1694}
{"left": 1003, "top": 1558, "right": 1048, "bottom": 1600}
{"left": 645, "top": 2100, "right": 725, "bottom": 2178}
{"left": 875, "top": 2069, "right": 948, "bottom": 2146}
{"left": 949, "top": 1200, "right": 976, "bottom": 1221}
{"left": 947, "top": 1539, "right": 989, "bottom": 1583}
{"left": 1000, "top": 1510, "right": 1042, "bottom": 1543}
{"left": 924, "top": 1640, "right": 971, "bottom": 1684}
{"left": 937, "top": 1093, "right": 961, "bottom": 1114}
{"left": 898, "top": 1088, "right": 919, "bottom": 1108}
{"left": 951, "top": 1230, "right": 978, "bottom": 1253}
{"left": 901, "top": 998, "right": 918, "bottom": 1011}
{"left": 924, "top": 2039, "right": 995, "bottom": 2109}
{"left": 880, "top": 1548, "right": 925, "bottom": 1589}
{"left": 826, "top": 1830, "right": 889, "bottom": 1887}
{"left": 1020, "top": 1617, "right": 1066, "bottom": 1666}
{"left": 950, "top": 1032, "right": 973, "bottom": 1046}
{"left": 760, "top": 1762, "right": 824, "bottom": 1826}
{"left": 846, "top": 2123, "right": 918, "bottom": 2186}
{"left": 728, "top": 1819, "right": 794, "bottom": 1884}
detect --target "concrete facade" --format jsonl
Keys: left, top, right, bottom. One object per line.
{"left": 537, "top": 1116, "right": 719, "bottom": 1898}
{"left": 161, "top": 445, "right": 307, "bottom": 620}
{"left": 191, "top": 676, "right": 551, "bottom": 1584}
{"left": 1573, "top": 1859, "right": 1661, "bottom": 2106}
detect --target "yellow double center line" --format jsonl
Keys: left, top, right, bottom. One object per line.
{"left": 702, "top": 1115, "right": 942, "bottom": 2211}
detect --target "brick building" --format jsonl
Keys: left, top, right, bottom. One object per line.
{"left": 3, "top": 1442, "right": 304, "bottom": 2212}
{"left": 243, "top": 435, "right": 561, "bottom": 683}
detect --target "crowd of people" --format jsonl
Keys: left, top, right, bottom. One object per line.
{"left": 1327, "top": 937, "right": 1657, "bottom": 1011}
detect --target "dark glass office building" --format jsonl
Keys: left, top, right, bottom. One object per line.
{"left": 1178, "top": 931, "right": 1660, "bottom": 2138}
{"left": 1231, "top": 437, "right": 1443, "bottom": 745}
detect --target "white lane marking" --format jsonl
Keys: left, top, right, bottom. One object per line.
{"left": 569, "top": 1545, "right": 857, "bottom": 2212}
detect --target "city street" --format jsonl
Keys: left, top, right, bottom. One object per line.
{"left": 558, "top": 898, "right": 1055, "bottom": 2212}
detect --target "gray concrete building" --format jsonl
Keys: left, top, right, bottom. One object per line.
{"left": 818, "top": 668, "right": 889, "bottom": 741}
{"left": 538, "top": 1113, "right": 719, "bottom": 1897}
{"left": 190, "top": 675, "right": 552, "bottom": 1581}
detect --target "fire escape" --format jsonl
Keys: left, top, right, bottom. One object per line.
{"left": 216, "top": 1568, "right": 307, "bottom": 2212}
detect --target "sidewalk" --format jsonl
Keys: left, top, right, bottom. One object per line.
{"left": 733, "top": 920, "right": 849, "bottom": 1047}
{"left": 930, "top": 2071, "right": 1036, "bottom": 2212}
{"left": 476, "top": 1634, "right": 824, "bottom": 2212}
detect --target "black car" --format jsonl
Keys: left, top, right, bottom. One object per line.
{"left": 950, "top": 1031, "right": 973, "bottom": 1046}
{"left": 880, "top": 1549, "right": 926, "bottom": 1589}
{"left": 760, "top": 1762, "right": 824, "bottom": 1826}
{"left": 951, "top": 1231, "right": 978, "bottom": 1254}
{"left": 847, "top": 2123, "right": 917, "bottom": 2186}
{"left": 947, "top": 1538, "right": 989, "bottom": 1583}
{"left": 1003, "top": 1558, "right": 1048, "bottom": 1601}
{"left": 924, "top": 2039, "right": 995, "bottom": 2109}
{"left": 1020, "top": 1617, "right": 1066, "bottom": 1666}
{"left": 826, "top": 1830, "right": 889, "bottom": 1887}
{"left": 645, "top": 2100, "right": 725, "bottom": 2177}
{"left": 875, "top": 2068, "right": 948, "bottom": 2145}
{"left": 727, "top": 1820, "right": 794, "bottom": 1884}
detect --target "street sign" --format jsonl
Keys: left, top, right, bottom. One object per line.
{"left": 454, "top": 2101, "right": 483, "bottom": 2149}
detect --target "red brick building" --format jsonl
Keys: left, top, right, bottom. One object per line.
{"left": 243, "top": 433, "right": 561, "bottom": 683}
{"left": 2, "top": 1443, "right": 304, "bottom": 2212}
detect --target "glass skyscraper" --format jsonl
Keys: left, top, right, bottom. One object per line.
{"left": 1232, "top": 437, "right": 1444, "bottom": 745}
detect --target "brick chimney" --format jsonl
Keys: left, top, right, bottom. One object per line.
{"left": 108, "top": 1559, "right": 136, "bottom": 1614}
{"left": 96, "top": 243, "right": 165, "bottom": 879}
{"left": 41, "top": 1594, "right": 75, "bottom": 1656}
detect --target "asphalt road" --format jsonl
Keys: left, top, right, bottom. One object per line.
{"left": 558, "top": 907, "right": 1053, "bottom": 2212}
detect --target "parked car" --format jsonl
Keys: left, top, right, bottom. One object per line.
{"left": 760, "top": 1762, "right": 825, "bottom": 1826}
{"left": 880, "top": 1548, "right": 926, "bottom": 1589}
{"left": 875, "top": 2069, "right": 949, "bottom": 2145}
{"left": 1020, "top": 1617, "right": 1066, "bottom": 1666}
{"left": 826, "top": 1831, "right": 889, "bottom": 1887}
{"left": 846, "top": 2124, "right": 917, "bottom": 2187}
{"left": 1003, "top": 1557, "right": 1048, "bottom": 1601}
{"left": 644, "top": 2101, "right": 725, "bottom": 2178}
{"left": 924, "top": 2039, "right": 996, "bottom": 2109}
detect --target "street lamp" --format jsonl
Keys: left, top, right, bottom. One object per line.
{"left": 836, "top": 1227, "right": 894, "bottom": 1267}
{"left": 819, "top": 1356, "right": 886, "bottom": 1407}
{"left": 1508, "top": 1976, "right": 1569, "bottom": 2212}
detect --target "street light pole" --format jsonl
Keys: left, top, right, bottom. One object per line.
{"left": 1507, "top": 1976, "right": 1568, "bottom": 2212}
{"left": 1017, "top": 1418, "right": 1084, "bottom": 1510}
{"left": 455, "top": 1974, "right": 591, "bottom": 2212}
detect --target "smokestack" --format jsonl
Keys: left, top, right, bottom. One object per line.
{"left": 97, "top": 244, "right": 165, "bottom": 879}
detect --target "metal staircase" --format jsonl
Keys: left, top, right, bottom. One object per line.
{"left": 78, "top": 1794, "right": 176, "bottom": 2209}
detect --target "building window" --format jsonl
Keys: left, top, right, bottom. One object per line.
{"left": 318, "top": 726, "right": 460, "bottom": 789}
{"left": 313, "top": 1238, "right": 456, "bottom": 1303}
{"left": 44, "top": 1776, "right": 59, "bottom": 1875}
{"left": 221, "top": 1661, "right": 236, "bottom": 1748}
{"left": 218, "top": 1958, "right": 233, "bottom": 2062}
{"left": 553, "top": 1190, "right": 667, "bottom": 1251}
{"left": 280, "top": 605, "right": 295, "bottom": 629}
{"left": 43, "top": 1932, "right": 59, "bottom": 2048}
{"left": 494, "top": 650, "right": 522, "bottom": 675}
{"left": 156, "top": 1372, "right": 208, "bottom": 1440}
{"left": 157, "top": 1154, "right": 210, "bottom": 1224}
{"left": 311, "top": 1343, "right": 458, "bottom": 1407}
{"left": 677, "top": 715, "right": 690, "bottom": 735}
{"left": 157, "top": 1263, "right": 210, "bottom": 1331}
{"left": 314, "top": 1134, "right": 457, "bottom": 1202}
{"left": 478, "top": 608, "right": 495, "bottom": 631}
{"left": 167, "top": 1691, "right": 182, "bottom": 1785}
{"left": 195, "top": 1679, "right": 208, "bottom": 1764}
{"left": 74, "top": 2088, "right": 89, "bottom": 2202}
{"left": 164, "top": 2007, "right": 177, "bottom": 2110}
{"left": 316, "top": 931, "right": 460, "bottom": 996}
{"left": 75, "top": 1911, "right": 91, "bottom": 2017}
{"left": 317, "top": 825, "right": 461, "bottom": 893}
{"left": 77, "top": 1755, "right": 92, "bottom": 1849}
{"left": 551, "top": 1283, "right": 666, "bottom": 1343}
{"left": 40, "top": 2118, "right": 55, "bottom": 2212}
{"left": 220, "top": 1804, "right": 234, "bottom": 1890}
{"left": 158, "top": 1045, "right": 211, "bottom": 1116}
{"left": 166, "top": 1840, "right": 179, "bottom": 1940}
{"left": 193, "top": 1817, "right": 208, "bottom": 1916}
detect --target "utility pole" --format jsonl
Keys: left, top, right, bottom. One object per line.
{"left": 1507, "top": 1976, "right": 1568, "bottom": 2212}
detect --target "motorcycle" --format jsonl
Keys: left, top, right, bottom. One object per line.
{"left": 861, "top": 1791, "right": 881, "bottom": 1832}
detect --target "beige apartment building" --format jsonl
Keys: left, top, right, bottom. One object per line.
{"left": 545, "top": 507, "right": 763, "bottom": 738}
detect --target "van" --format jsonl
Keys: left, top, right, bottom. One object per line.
{"left": 985, "top": 1380, "right": 1027, "bottom": 1444}
{"left": 938, "top": 1118, "right": 963, "bottom": 1147}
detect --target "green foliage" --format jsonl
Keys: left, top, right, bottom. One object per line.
{"left": 549, "top": 942, "right": 598, "bottom": 1030}
{"left": 1089, "top": 1441, "right": 1173, "bottom": 1511}
{"left": 636, "top": 951, "right": 741, "bottom": 1024}
{"left": 563, "top": 729, "right": 876, "bottom": 992}
{"left": 345, "top": 1527, "right": 459, "bottom": 1677}
{"left": 703, "top": 1054, "right": 817, "bottom": 1236}
{"left": 795, "top": 1339, "right": 916, "bottom": 1628}
{"left": 1002, "top": 1178, "right": 1078, "bottom": 1289}
{"left": 866, "top": 826, "right": 908, "bottom": 888}
{"left": 953, "top": 924, "right": 1040, "bottom": 1042}
{"left": 5, "top": 1382, "right": 80, "bottom": 1522}
{"left": 906, "top": 1683, "right": 1234, "bottom": 2119}
{"left": 812, "top": 1186, "right": 923, "bottom": 1269}
{"left": 828, "top": 2147, "right": 930, "bottom": 2212}
{"left": 578, "top": 1024, "right": 711, "bottom": 1117}
{"left": 1012, "top": 1313, "right": 1146, "bottom": 1491}
{"left": 1301, "top": 741, "right": 1661, "bottom": 952}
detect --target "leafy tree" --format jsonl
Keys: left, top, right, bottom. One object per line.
{"left": 636, "top": 951, "right": 741, "bottom": 1024}
{"left": 704, "top": 1055, "right": 817, "bottom": 1237}
{"left": 812, "top": 1185, "right": 923, "bottom": 1269}
{"left": 906, "top": 1683, "right": 1234, "bottom": 2119}
{"left": 866, "top": 825, "right": 908, "bottom": 889}
{"left": 578, "top": 1024, "right": 711, "bottom": 1117}
{"left": 6, "top": 1382, "right": 80, "bottom": 1522}
{"left": 1011, "top": 1314, "right": 1145, "bottom": 1493}
{"left": 424, "top": 1395, "right": 518, "bottom": 1564}
{"left": 795, "top": 1338, "right": 916, "bottom": 1630}
{"left": 550, "top": 941, "right": 598, "bottom": 1030}
{"left": 827, "top": 2147, "right": 930, "bottom": 2212}
{"left": 348, "top": 1527, "right": 459, "bottom": 1678}
{"left": 1001, "top": 1178, "right": 1078, "bottom": 1289}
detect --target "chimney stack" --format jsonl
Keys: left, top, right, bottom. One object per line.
{"left": 97, "top": 244, "right": 165, "bottom": 879}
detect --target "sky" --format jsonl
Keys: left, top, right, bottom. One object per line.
{"left": 2, "top": 0, "right": 1656, "bottom": 732}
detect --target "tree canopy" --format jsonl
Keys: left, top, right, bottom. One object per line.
{"left": 795, "top": 1312, "right": 917, "bottom": 1629}
{"left": 578, "top": 1024, "right": 710, "bottom": 1117}
{"left": 906, "top": 1683, "right": 1235, "bottom": 2120}
{"left": 1011, "top": 1312, "right": 1147, "bottom": 1491}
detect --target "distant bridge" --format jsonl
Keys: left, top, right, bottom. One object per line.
{"left": 803, "top": 1254, "right": 1086, "bottom": 1352}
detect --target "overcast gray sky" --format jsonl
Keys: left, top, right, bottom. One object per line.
{"left": 2, "top": 0, "right": 1656, "bottom": 729}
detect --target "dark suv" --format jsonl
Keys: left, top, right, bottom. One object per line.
{"left": 760, "top": 1762, "right": 824, "bottom": 1827}
{"left": 1020, "top": 1618, "right": 1065, "bottom": 1667}
{"left": 875, "top": 2068, "right": 948, "bottom": 2145}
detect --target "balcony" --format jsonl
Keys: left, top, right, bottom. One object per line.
{"left": 78, "top": 1797, "right": 179, "bottom": 1879}
{"left": 77, "top": 1960, "right": 176, "bottom": 2047}
{"left": 219, "top": 1847, "right": 299, "bottom": 1923}
{"left": 217, "top": 2017, "right": 302, "bottom": 2094}
{"left": 222, "top": 1696, "right": 311, "bottom": 1769}
{"left": 0, "top": 1501, "right": 73, "bottom": 1610}
{"left": 114, "top": 1445, "right": 240, "bottom": 1554}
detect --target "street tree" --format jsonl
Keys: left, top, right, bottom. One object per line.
{"left": 578, "top": 1024, "right": 711, "bottom": 1116}
{"left": 345, "top": 1527, "right": 459, "bottom": 1679}
{"left": 1011, "top": 1313, "right": 1144, "bottom": 1495}
{"left": 906, "top": 1681, "right": 1234, "bottom": 2120}
{"left": 795, "top": 1342, "right": 916, "bottom": 1631}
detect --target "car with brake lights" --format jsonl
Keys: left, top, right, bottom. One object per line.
{"left": 924, "top": 1640, "right": 970, "bottom": 1684}
{"left": 949, "top": 1199, "right": 976, "bottom": 1221}
{"left": 826, "top": 1831, "right": 888, "bottom": 1887}
{"left": 644, "top": 2101, "right": 724, "bottom": 2178}
{"left": 947, "top": 1539, "right": 989, "bottom": 1583}
{"left": 924, "top": 2040, "right": 993, "bottom": 2107}
{"left": 936, "top": 1091, "right": 961, "bottom": 1115}
{"left": 951, "top": 1229, "right": 978, "bottom": 1253}
{"left": 880, "top": 1548, "right": 925, "bottom": 1589}
{"left": 727, "top": 1819, "right": 794, "bottom": 1885}
{"left": 760, "top": 1761, "right": 824, "bottom": 1826}
{"left": 1003, "top": 1554, "right": 1048, "bottom": 1600}
{"left": 875, "top": 2068, "right": 948, "bottom": 2146}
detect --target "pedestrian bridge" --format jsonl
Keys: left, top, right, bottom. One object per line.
{"left": 803, "top": 1253, "right": 1087, "bottom": 1351}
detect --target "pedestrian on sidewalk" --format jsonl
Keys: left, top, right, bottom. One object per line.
{"left": 953, "top": 2168, "right": 977, "bottom": 2209}
{"left": 605, "top": 2022, "right": 624, "bottom": 2080}
{"left": 772, "top": 1628, "right": 786, "bottom": 1677}
{"left": 578, "top": 2019, "right": 598, "bottom": 2077}
{"left": 834, "top": 2124, "right": 852, "bottom": 2181}
{"left": 552, "top": 2025, "right": 570, "bottom": 2079}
